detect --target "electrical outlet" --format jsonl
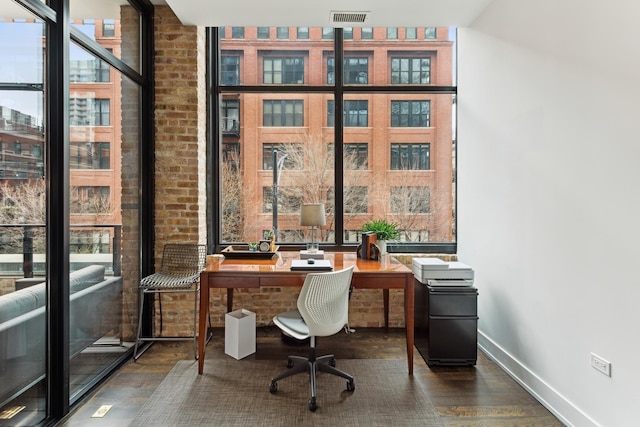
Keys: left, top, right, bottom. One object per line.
{"left": 591, "top": 353, "right": 611, "bottom": 377}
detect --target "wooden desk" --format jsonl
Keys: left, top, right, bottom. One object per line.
{"left": 198, "top": 251, "right": 414, "bottom": 375}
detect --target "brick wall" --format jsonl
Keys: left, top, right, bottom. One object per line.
{"left": 150, "top": 6, "right": 206, "bottom": 337}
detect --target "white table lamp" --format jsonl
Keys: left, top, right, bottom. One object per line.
{"left": 300, "top": 203, "right": 326, "bottom": 253}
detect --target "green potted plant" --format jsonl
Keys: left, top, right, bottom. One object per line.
{"left": 362, "top": 218, "right": 400, "bottom": 254}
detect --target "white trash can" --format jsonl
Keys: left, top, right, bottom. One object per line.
{"left": 224, "top": 309, "right": 256, "bottom": 360}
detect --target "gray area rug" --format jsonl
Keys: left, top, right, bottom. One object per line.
{"left": 130, "top": 358, "right": 442, "bottom": 426}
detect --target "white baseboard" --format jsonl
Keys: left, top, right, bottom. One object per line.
{"left": 478, "top": 331, "right": 599, "bottom": 427}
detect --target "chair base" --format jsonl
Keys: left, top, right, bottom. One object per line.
{"left": 269, "top": 344, "right": 355, "bottom": 412}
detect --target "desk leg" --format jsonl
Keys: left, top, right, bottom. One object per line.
{"left": 383, "top": 289, "right": 389, "bottom": 328}
{"left": 227, "top": 288, "right": 233, "bottom": 312}
{"left": 405, "top": 276, "right": 414, "bottom": 375}
{"left": 198, "top": 275, "right": 209, "bottom": 374}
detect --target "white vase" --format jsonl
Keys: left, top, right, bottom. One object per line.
{"left": 376, "top": 240, "right": 387, "bottom": 255}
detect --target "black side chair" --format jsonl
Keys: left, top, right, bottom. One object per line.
{"left": 134, "top": 243, "right": 206, "bottom": 360}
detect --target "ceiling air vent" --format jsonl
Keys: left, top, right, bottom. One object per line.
{"left": 330, "top": 11, "right": 370, "bottom": 25}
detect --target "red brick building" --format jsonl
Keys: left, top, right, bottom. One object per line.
{"left": 219, "top": 26, "right": 454, "bottom": 244}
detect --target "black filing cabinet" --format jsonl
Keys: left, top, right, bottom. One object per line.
{"left": 414, "top": 280, "right": 478, "bottom": 366}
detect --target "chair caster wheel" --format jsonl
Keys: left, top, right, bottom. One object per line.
{"left": 346, "top": 379, "right": 355, "bottom": 391}
{"left": 308, "top": 397, "right": 317, "bottom": 412}
{"left": 287, "top": 358, "right": 294, "bottom": 368}
{"left": 329, "top": 358, "right": 336, "bottom": 367}
{"left": 269, "top": 380, "right": 278, "bottom": 393}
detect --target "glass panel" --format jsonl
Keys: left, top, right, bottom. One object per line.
{"left": 71, "top": 0, "right": 141, "bottom": 73}
{"left": 219, "top": 90, "right": 335, "bottom": 245}
{"left": 343, "top": 93, "right": 454, "bottom": 244}
{"left": 221, "top": 26, "right": 333, "bottom": 87}
{"left": 345, "top": 27, "right": 454, "bottom": 88}
{"left": 218, "top": 26, "right": 455, "bottom": 248}
{"left": 67, "top": 14, "right": 140, "bottom": 402}
{"left": 0, "top": 13, "right": 47, "bottom": 425}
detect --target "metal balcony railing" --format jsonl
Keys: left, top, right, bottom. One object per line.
{"left": 0, "top": 224, "right": 122, "bottom": 277}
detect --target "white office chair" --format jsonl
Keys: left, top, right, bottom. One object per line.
{"left": 269, "top": 266, "right": 355, "bottom": 412}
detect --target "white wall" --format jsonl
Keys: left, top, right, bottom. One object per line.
{"left": 457, "top": 1, "right": 640, "bottom": 426}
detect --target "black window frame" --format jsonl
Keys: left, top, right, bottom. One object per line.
{"left": 297, "top": 27, "right": 309, "bottom": 39}
{"left": 327, "top": 100, "right": 369, "bottom": 127}
{"left": 221, "top": 54, "right": 240, "bottom": 85}
{"left": 391, "top": 57, "right": 431, "bottom": 85}
{"left": 390, "top": 100, "right": 430, "bottom": 127}
{"left": 257, "top": 26, "right": 270, "bottom": 39}
{"left": 390, "top": 143, "right": 430, "bottom": 170}
{"left": 263, "top": 56, "right": 305, "bottom": 84}
{"left": 262, "top": 100, "right": 304, "bottom": 126}
{"left": 276, "top": 27, "right": 289, "bottom": 39}
{"left": 209, "top": 27, "right": 457, "bottom": 254}
{"left": 327, "top": 56, "right": 369, "bottom": 85}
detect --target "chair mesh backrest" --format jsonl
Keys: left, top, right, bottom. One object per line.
{"left": 159, "top": 244, "right": 207, "bottom": 276}
{"left": 296, "top": 266, "right": 354, "bottom": 338}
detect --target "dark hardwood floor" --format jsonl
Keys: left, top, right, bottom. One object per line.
{"left": 59, "top": 327, "right": 563, "bottom": 426}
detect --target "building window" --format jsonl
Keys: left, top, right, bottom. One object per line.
{"left": 328, "top": 143, "right": 369, "bottom": 169}
{"left": 387, "top": 27, "right": 398, "bottom": 39}
{"left": 215, "top": 26, "right": 457, "bottom": 250}
{"left": 257, "top": 27, "right": 270, "bottom": 39}
{"left": 70, "top": 57, "right": 110, "bottom": 83}
{"left": 344, "top": 186, "right": 368, "bottom": 213}
{"left": 263, "top": 57, "right": 304, "bottom": 84}
{"left": 231, "top": 27, "right": 244, "bottom": 38}
{"left": 70, "top": 142, "right": 110, "bottom": 169}
{"left": 297, "top": 27, "right": 309, "bottom": 39}
{"left": 222, "top": 142, "right": 240, "bottom": 164}
{"left": 327, "top": 100, "right": 369, "bottom": 127}
{"left": 262, "top": 143, "right": 303, "bottom": 170}
{"left": 345, "top": 100, "right": 368, "bottom": 127}
{"left": 71, "top": 186, "right": 110, "bottom": 214}
{"left": 221, "top": 55, "right": 240, "bottom": 85}
{"left": 262, "top": 186, "right": 303, "bottom": 213}
{"left": 345, "top": 143, "right": 368, "bottom": 169}
{"left": 276, "top": 27, "right": 289, "bottom": 39}
{"left": 391, "top": 57, "right": 430, "bottom": 84}
{"left": 263, "top": 100, "right": 304, "bottom": 126}
{"left": 425, "top": 27, "right": 436, "bottom": 39}
{"left": 390, "top": 186, "right": 430, "bottom": 214}
{"left": 221, "top": 99, "right": 239, "bottom": 133}
{"left": 327, "top": 57, "right": 368, "bottom": 84}
{"left": 390, "top": 143, "right": 430, "bottom": 170}
{"left": 70, "top": 98, "right": 110, "bottom": 126}
{"left": 102, "top": 19, "right": 115, "bottom": 37}
{"left": 391, "top": 100, "right": 430, "bottom": 127}
{"left": 220, "top": 27, "right": 226, "bottom": 38}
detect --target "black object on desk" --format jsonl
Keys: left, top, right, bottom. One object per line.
{"left": 414, "top": 280, "right": 478, "bottom": 366}
{"left": 290, "top": 259, "right": 333, "bottom": 271}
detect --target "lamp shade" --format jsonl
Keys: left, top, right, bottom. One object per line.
{"left": 300, "top": 203, "right": 326, "bottom": 227}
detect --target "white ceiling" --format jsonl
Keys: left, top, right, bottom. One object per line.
{"left": 155, "top": 0, "right": 494, "bottom": 28}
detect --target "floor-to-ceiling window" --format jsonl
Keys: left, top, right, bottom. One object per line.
{"left": 0, "top": 0, "right": 152, "bottom": 424}
{"left": 212, "top": 26, "right": 456, "bottom": 253}
{"left": 0, "top": 9, "right": 47, "bottom": 425}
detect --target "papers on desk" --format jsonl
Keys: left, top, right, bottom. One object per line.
{"left": 290, "top": 259, "right": 333, "bottom": 271}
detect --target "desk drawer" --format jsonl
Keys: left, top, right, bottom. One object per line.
{"left": 212, "top": 276, "right": 259, "bottom": 288}
{"left": 352, "top": 276, "right": 405, "bottom": 289}
{"left": 259, "top": 276, "right": 303, "bottom": 287}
